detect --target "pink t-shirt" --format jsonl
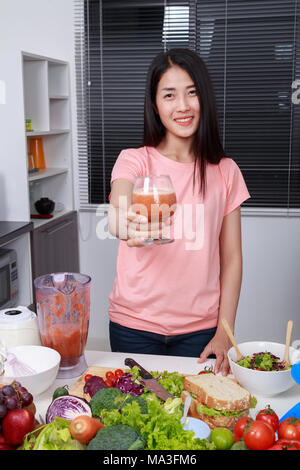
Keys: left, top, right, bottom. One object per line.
{"left": 109, "top": 146, "right": 250, "bottom": 336}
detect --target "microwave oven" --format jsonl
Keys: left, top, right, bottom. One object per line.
{"left": 0, "top": 248, "right": 18, "bottom": 309}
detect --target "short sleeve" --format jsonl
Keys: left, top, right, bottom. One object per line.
{"left": 110, "top": 148, "right": 144, "bottom": 185}
{"left": 219, "top": 158, "right": 251, "bottom": 216}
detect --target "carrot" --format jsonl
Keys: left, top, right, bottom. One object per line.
{"left": 70, "top": 415, "right": 104, "bottom": 444}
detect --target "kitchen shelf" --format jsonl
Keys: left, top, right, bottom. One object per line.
{"left": 26, "top": 129, "right": 70, "bottom": 136}
{"left": 28, "top": 167, "right": 68, "bottom": 182}
{"left": 49, "top": 95, "right": 69, "bottom": 100}
{"left": 31, "top": 209, "right": 71, "bottom": 229}
{"left": 22, "top": 52, "right": 74, "bottom": 226}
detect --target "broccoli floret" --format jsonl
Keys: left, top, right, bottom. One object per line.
{"left": 87, "top": 424, "right": 145, "bottom": 450}
{"left": 90, "top": 387, "right": 124, "bottom": 417}
{"left": 120, "top": 395, "right": 148, "bottom": 414}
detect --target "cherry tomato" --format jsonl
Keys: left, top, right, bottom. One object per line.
{"left": 84, "top": 374, "right": 93, "bottom": 383}
{"left": 105, "top": 371, "right": 116, "bottom": 385}
{"left": 278, "top": 417, "right": 300, "bottom": 441}
{"left": 256, "top": 405, "right": 279, "bottom": 432}
{"left": 114, "top": 369, "right": 124, "bottom": 379}
{"left": 243, "top": 420, "right": 275, "bottom": 450}
{"left": 198, "top": 366, "right": 214, "bottom": 375}
{"left": 104, "top": 379, "right": 114, "bottom": 388}
{"left": 233, "top": 416, "right": 253, "bottom": 442}
{"left": 272, "top": 438, "right": 300, "bottom": 450}
{"left": 105, "top": 371, "right": 115, "bottom": 381}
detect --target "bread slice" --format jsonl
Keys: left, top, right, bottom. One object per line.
{"left": 183, "top": 374, "right": 251, "bottom": 412}
{"left": 181, "top": 390, "right": 249, "bottom": 431}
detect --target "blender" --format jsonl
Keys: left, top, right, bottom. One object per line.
{"left": 34, "top": 273, "right": 91, "bottom": 378}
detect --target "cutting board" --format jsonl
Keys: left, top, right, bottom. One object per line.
{"left": 69, "top": 366, "right": 126, "bottom": 400}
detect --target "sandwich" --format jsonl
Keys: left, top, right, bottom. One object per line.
{"left": 181, "top": 373, "right": 254, "bottom": 431}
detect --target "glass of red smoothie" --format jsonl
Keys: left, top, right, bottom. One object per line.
{"left": 132, "top": 175, "right": 177, "bottom": 245}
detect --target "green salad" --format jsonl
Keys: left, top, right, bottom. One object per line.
{"left": 237, "top": 351, "right": 291, "bottom": 371}
{"left": 92, "top": 367, "right": 215, "bottom": 450}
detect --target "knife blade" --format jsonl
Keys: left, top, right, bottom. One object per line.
{"left": 124, "top": 357, "right": 174, "bottom": 401}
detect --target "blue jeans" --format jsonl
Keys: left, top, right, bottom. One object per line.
{"left": 109, "top": 321, "right": 217, "bottom": 358}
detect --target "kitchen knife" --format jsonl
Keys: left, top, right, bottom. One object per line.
{"left": 124, "top": 357, "right": 174, "bottom": 401}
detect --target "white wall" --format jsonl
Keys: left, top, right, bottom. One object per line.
{"left": 1, "top": 0, "right": 299, "bottom": 353}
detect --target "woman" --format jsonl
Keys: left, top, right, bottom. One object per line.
{"left": 107, "top": 48, "right": 250, "bottom": 375}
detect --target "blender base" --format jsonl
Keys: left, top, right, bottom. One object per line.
{"left": 57, "top": 354, "right": 88, "bottom": 379}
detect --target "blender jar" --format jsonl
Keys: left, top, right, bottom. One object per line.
{"left": 34, "top": 273, "right": 91, "bottom": 378}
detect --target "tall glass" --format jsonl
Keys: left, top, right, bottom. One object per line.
{"left": 132, "top": 175, "right": 177, "bottom": 245}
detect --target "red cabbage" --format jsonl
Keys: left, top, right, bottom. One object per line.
{"left": 114, "top": 373, "right": 144, "bottom": 396}
{"left": 46, "top": 395, "right": 92, "bottom": 423}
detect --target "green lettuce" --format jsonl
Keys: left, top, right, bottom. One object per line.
{"left": 101, "top": 395, "right": 215, "bottom": 450}
{"left": 21, "top": 417, "right": 86, "bottom": 450}
{"left": 129, "top": 366, "right": 185, "bottom": 397}
{"left": 197, "top": 403, "right": 245, "bottom": 417}
{"left": 196, "top": 396, "right": 257, "bottom": 417}
{"left": 237, "top": 352, "right": 291, "bottom": 371}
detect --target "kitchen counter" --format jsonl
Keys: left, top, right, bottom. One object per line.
{"left": 35, "top": 350, "right": 300, "bottom": 423}
{"left": 0, "top": 220, "right": 33, "bottom": 246}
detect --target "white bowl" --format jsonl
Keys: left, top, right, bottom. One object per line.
{"left": 181, "top": 416, "right": 211, "bottom": 440}
{"left": 227, "top": 341, "right": 300, "bottom": 397}
{"left": 2, "top": 345, "right": 61, "bottom": 396}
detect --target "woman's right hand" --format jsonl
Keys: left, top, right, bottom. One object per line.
{"left": 126, "top": 209, "right": 172, "bottom": 248}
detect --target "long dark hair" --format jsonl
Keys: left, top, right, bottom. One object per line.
{"left": 143, "top": 48, "right": 225, "bottom": 197}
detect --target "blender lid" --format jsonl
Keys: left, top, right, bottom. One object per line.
{"left": 34, "top": 272, "right": 91, "bottom": 295}
{"left": 0, "top": 306, "right": 37, "bottom": 324}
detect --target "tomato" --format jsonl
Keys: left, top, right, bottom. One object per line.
{"left": 268, "top": 443, "right": 284, "bottom": 450}
{"left": 209, "top": 427, "right": 234, "bottom": 450}
{"left": 105, "top": 371, "right": 116, "bottom": 385}
{"left": 105, "top": 371, "right": 115, "bottom": 381}
{"left": 256, "top": 405, "right": 279, "bottom": 432}
{"left": 268, "top": 440, "right": 300, "bottom": 450}
{"left": 243, "top": 420, "right": 275, "bottom": 450}
{"left": 104, "top": 379, "right": 114, "bottom": 388}
{"left": 278, "top": 417, "right": 300, "bottom": 441}
{"left": 198, "top": 366, "right": 214, "bottom": 375}
{"left": 233, "top": 416, "right": 253, "bottom": 442}
{"left": 84, "top": 374, "right": 93, "bottom": 383}
{"left": 114, "top": 369, "right": 124, "bottom": 379}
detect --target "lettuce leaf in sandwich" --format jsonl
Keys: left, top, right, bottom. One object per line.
{"left": 196, "top": 396, "right": 257, "bottom": 417}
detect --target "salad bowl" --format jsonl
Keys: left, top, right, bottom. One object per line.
{"left": 227, "top": 341, "right": 300, "bottom": 397}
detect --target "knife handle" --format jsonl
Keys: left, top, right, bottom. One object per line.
{"left": 124, "top": 358, "right": 153, "bottom": 379}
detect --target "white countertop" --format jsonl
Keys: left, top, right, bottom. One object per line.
{"left": 35, "top": 350, "right": 300, "bottom": 423}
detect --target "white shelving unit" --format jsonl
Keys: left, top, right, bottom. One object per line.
{"left": 26, "top": 129, "right": 70, "bottom": 136}
{"left": 22, "top": 52, "right": 74, "bottom": 227}
{"left": 28, "top": 168, "right": 68, "bottom": 183}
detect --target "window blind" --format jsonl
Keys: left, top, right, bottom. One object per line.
{"left": 75, "top": 0, "right": 192, "bottom": 210}
{"left": 195, "top": 0, "right": 300, "bottom": 211}
{"left": 74, "top": 0, "right": 300, "bottom": 213}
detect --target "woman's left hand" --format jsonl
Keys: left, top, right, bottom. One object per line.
{"left": 197, "top": 330, "right": 232, "bottom": 376}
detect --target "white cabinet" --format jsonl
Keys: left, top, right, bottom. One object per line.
{"left": 0, "top": 50, "right": 76, "bottom": 307}
{"left": 22, "top": 52, "right": 74, "bottom": 225}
